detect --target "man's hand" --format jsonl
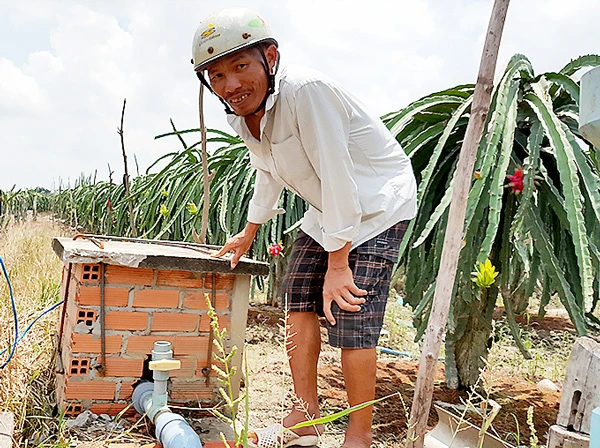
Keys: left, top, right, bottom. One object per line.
{"left": 323, "top": 242, "right": 367, "bottom": 326}
{"left": 212, "top": 222, "right": 260, "bottom": 269}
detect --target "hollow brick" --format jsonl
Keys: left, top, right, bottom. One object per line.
{"left": 104, "top": 357, "right": 144, "bottom": 377}
{"left": 106, "top": 265, "right": 154, "bottom": 286}
{"left": 170, "top": 381, "right": 214, "bottom": 400}
{"left": 204, "top": 273, "right": 235, "bottom": 290}
{"left": 151, "top": 312, "right": 198, "bottom": 332}
{"left": 171, "top": 356, "right": 197, "bottom": 378}
{"left": 73, "top": 263, "right": 102, "bottom": 284}
{"left": 65, "top": 380, "right": 116, "bottom": 400}
{"left": 173, "top": 335, "right": 209, "bottom": 356}
{"left": 89, "top": 403, "right": 134, "bottom": 417}
{"left": 71, "top": 334, "right": 122, "bottom": 354}
{"left": 182, "top": 291, "right": 229, "bottom": 311}
{"left": 77, "top": 286, "right": 129, "bottom": 307}
{"left": 133, "top": 289, "right": 179, "bottom": 308}
{"left": 156, "top": 270, "right": 204, "bottom": 288}
{"left": 118, "top": 381, "right": 136, "bottom": 400}
{"left": 126, "top": 335, "right": 174, "bottom": 355}
{"left": 105, "top": 311, "right": 148, "bottom": 331}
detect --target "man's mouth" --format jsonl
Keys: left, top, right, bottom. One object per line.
{"left": 229, "top": 93, "right": 250, "bottom": 105}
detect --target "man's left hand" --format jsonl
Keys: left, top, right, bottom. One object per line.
{"left": 322, "top": 264, "right": 367, "bottom": 326}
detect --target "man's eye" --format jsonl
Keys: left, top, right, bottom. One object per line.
{"left": 238, "top": 64, "right": 247, "bottom": 69}
{"left": 210, "top": 73, "right": 222, "bottom": 82}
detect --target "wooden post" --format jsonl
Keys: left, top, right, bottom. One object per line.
{"left": 406, "top": 1, "right": 510, "bottom": 447}
{"left": 117, "top": 98, "right": 137, "bottom": 237}
{"left": 198, "top": 82, "right": 211, "bottom": 244}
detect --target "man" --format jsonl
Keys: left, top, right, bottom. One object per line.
{"left": 193, "top": 8, "right": 417, "bottom": 448}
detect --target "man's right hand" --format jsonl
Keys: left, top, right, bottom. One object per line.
{"left": 212, "top": 222, "right": 260, "bottom": 269}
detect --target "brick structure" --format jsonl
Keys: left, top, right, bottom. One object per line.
{"left": 52, "top": 237, "right": 268, "bottom": 417}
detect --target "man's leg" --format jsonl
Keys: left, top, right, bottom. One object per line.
{"left": 341, "top": 347, "right": 377, "bottom": 447}
{"left": 282, "top": 311, "right": 324, "bottom": 436}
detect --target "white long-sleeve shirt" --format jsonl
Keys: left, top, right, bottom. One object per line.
{"left": 227, "top": 63, "right": 417, "bottom": 252}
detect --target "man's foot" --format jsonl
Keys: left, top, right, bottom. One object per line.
{"left": 341, "top": 431, "right": 372, "bottom": 448}
{"left": 282, "top": 408, "right": 324, "bottom": 438}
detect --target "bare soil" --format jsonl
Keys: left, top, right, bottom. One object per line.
{"left": 242, "top": 306, "right": 565, "bottom": 447}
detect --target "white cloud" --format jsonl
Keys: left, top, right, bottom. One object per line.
{"left": 1, "top": 0, "right": 600, "bottom": 190}
{"left": 0, "top": 58, "right": 48, "bottom": 113}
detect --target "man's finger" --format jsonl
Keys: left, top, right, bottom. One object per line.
{"left": 341, "top": 290, "right": 365, "bottom": 306}
{"left": 348, "top": 283, "right": 368, "bottom": 297}
{"left": 212, "top": 243, "right": 233, "bottom": 258}
{"left": 230, "top": 249, "right": 244, "bottom": 269}
{"left": 334, "top": 295, "right": 361, "bottom": 312}
{"left": 323, "top": 301, "right": 336, "bottom": 326}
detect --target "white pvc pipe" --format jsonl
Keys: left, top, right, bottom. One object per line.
{"left": 132, "top": 342, "right": 202, "bottom": 448}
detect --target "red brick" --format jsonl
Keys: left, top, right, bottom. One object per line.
{"left": 133, "top": 289, "right": 179, "bottom": 308}
{"left": 65, "top": 380, "right": 116, "bottom": 400}
{"left": 204, "top": 273, "right": 235, "bottom": 290}
{"left": 126, "top": 335, "right": 174, "bottom": 354}
{"left": 118, "top": 381, "right": 136, "bottom": 400}
{"left": 73, "top": 263, "right": 102, "bottom": 283}
{"left": 170, "top": 381, "right": 214, "bottom": 400}
{"left": 174, "top": 335, "right": 210, "bottom": 356}
{"left": 89, "top": 403, "right": 135, "bottom": 417}
{"left": 152, "top": 312, "right": 198, "bottom": 332}
{"left": 171, "top": 356, "right": 197, "bottom": 378}
{"left": 182, "top": 291, "right": 229, "bottom": 311}
{"left": 203, "top": 442, "right": 237, "bottom": 448}
{"left": 199, "top": 314, "right": 230, "bottom": 333}
{"left": 68, "top": 357, "right": 91, "bottom": 376}
{"left": 106, "top": 265, "right": 154, "bottom": 286}
{"left": 157, "top": 270, "right": 204, "bottom": 288}
{"left": 77, "top": 286, "right": 129, "bottom": 307}
{"left": 104, "top": 357, "right": 144, "bottom": 377}
{"left": 62, "top": 401, "right": 84, "bottom": 417}
{"left": 71, "top": 334, "right": 122, "bottom": 354}
{"left": 196, "top": 360, "right": 227, "bottom": 377}
{"left": 105, "top": 311, "right": 148, "bottom": 331}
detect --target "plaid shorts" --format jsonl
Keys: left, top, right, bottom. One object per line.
{"left": 281, "top": 220, "right": 409, "bottom": 349}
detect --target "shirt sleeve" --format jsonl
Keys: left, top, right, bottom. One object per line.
{"left": 247, "top": 155, "right": 285, "bottom": 224}
{"left": 295, "top": 81, "right": 362, "bottom": 252}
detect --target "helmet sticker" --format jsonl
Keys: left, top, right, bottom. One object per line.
{"left": 200, "top": 23, "right": 216, "bottom": 39}
{"left": 247, "top": 17, "right": 266, "bottom": 27}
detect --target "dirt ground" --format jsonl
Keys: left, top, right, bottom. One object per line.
{"left": 241, "top": 305, "right": 567, "bottom": 448}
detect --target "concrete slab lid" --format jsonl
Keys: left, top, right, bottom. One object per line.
{"left": 52, "top": 237, "right": 269, "bottom": 276}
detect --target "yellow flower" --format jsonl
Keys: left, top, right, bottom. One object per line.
{"left": 471, "top": 259, "right": 499, "bottom": 289}
{"left": 161, "top": 188, "right": 169, "bottom": 198}
{"left": 159, "top": 203, "right": 169, "bottom": 217}
{"left": 187, "top": 202, "right": 198, "bottom": 216}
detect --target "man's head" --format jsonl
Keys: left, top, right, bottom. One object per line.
{"left": 192, "top": 8, "right": 279, "bottom": 116}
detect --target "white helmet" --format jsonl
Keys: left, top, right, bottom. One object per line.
{"left": 192, "top": 7, "right": 278, "bottom": 72}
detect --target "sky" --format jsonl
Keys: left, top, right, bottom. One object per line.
{"left": 1, "top": 0, "right": 599, "bottom": 190}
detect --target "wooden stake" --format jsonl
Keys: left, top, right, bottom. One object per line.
{"left": 198, "top": 82, "right": 210, "bottom": 244}
{"left": 117, "top": 98, "right": 137, "bottom": 237}
{"left": 406, "top": 1, "right": 510, "bottom": 446}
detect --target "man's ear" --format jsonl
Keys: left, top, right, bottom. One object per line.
{"left": 265, "top": 44, "right": 278, "bottom": 73}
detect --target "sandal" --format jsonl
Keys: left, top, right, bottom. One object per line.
{"left": 248, "top": 423, "right": 319, "bottom": 448}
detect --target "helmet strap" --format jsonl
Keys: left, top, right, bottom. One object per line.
{"left": 196, "top": 71, "right": 235, "bottom": 115}
{"left": 247, "top": 47, "right": 279, "bottom": 116}
{"left": 195, "top": 46, "right": 280, "bottom": 117}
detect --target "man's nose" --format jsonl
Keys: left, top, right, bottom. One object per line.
{"left": 224, "top": 74, "right": 242, "bottom": 93}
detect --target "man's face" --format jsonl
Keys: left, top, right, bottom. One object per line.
{"left": 206, "top": 47, "right": 271, "bottom": 116}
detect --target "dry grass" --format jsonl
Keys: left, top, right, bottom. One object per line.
{"left": 0, "top": 216, "right": 581, "bottom": 447}
{"left": 0, "top": 216, "right": 70, "bottom": 445}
